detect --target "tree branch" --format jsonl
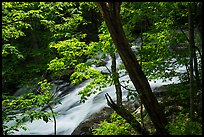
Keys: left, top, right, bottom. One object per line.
{"left": 105, "top": 92, "right": 149, "bottom": 135}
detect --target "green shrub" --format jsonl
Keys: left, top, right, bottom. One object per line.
{"left": 92, "top": 112, "right": 137, "bottom": 135}
{"left": 166, "top": 113, "right": 202, "bottom": 135}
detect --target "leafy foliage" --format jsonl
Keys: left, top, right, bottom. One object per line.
{"left": 2, "top": 2, "right": 202, "bottom": 135}
{"left": 2, "top": 79, "right": 58, "bottom": 135}
{"left": 2, "top": 2, "right": 97, "bottom": 94}
{"left": 68, "top": 21, "right": 115, "bottom": 103}
{"left": 92, "top": 111, "right": 137, "bottom": 135}
{"left": 121, "top": 2, "right": 191, "bottom": 83}
{"left": 48, "top": 38, "right": 88, "bottom": 71}
{"left": 70, "top": 63, "right": 111, "bottom": 102}
{"left": 166, "top": 113, "right": 202, "bottom": 135}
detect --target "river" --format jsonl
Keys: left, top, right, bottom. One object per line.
{"left": 9, "top": 45, "right": 186, "bottom": 135}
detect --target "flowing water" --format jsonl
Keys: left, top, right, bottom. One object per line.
{"left": 10, "top": 45, "right": 186, "bottom": 135}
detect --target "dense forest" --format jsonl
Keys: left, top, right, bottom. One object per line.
{"left": 2, "top": 2, "right": 202, "bottom": 135}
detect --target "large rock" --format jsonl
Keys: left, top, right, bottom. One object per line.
{"left": 153, "top": 85, "right": 168, "bottom": 97}
{"left": 71, "top": 101, "right": 138, "bottom": 135}
{"left": 71, "top": 107, "right": 113, "bottom": 135}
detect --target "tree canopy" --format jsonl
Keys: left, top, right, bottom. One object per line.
{"left": 2, "top": 2, "right": 202, "bottom": 135}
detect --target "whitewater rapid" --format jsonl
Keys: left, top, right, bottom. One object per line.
{"left": 10, "top": 48, "right": 186, "bottom": 135}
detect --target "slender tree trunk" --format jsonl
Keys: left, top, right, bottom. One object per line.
{"left": 140, "top": 32, "right": 145, "bottom": 129}
{"left": 48, "top": 105, "right": 57, "bottom": 135}
{"left": 110, "top": 53, "right": 122, "bottom": 106}
{"left": 188, "top": 3, "right": 196, "bottom": 121}
{"left": 108, "top": 52, "right": 148, "bottom": 134}
{"left": 192, "top": 3, "right": 201, "bottom": 89}
{"left": 31, "top": 31, "right": 40, "bottom": 62}
{"left": 96, "top": 2, "right": 168, "bottom": 135}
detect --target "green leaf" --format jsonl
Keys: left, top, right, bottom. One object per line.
{"left": 42, "top": 115, "right": 49, "bottom": 123}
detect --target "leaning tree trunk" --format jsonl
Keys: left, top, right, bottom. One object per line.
{"left": 96, "top": 2, "right": 168, "bottom": 135}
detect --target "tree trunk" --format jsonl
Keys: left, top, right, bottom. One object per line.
{"left": 48, "top": 105, "right": 57, "bottom": 135}
{"left": 192, "top": 3, "right": 201, "bottom": 89}
{"left": 96, "top": 2, "right": 168, "bottom": 135}
{"left": 140, "top": 32, "right": 145, "bottom": 129}
{"left": 188, "top": 3, "right": 196, "bottom": 121}
{"left": 110, "top": 53, "right": 122, "bottom": 106}
{"left": 31, "top": 30, "right": 40, "bottom": 62}
{"left": 109, "top": 52, "right": 149, "bottom": 134}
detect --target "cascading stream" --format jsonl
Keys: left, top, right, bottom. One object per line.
{"left": 10, "top": 43, "right": 186, "bottom": 135}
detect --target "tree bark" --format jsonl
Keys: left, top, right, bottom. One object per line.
{"left": 192, "top": 3, "right": 201, "bottom": 89}
{"left": 96, "top": 2, "right": 168, "bottom": 135}
{"left": 188, "top": 3, "right": 196, "bottom": 121}
{"left": 48, "top": 105, "right": 57, "bottom": 135}
{"left": 110, "top": 53, "right": 122, "bottom": 106}
{"left": 109, "top": 52, "right": 149, "bottom": 134}
{"left": 140, "top": 32, "right": 145, "bottom": 129}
